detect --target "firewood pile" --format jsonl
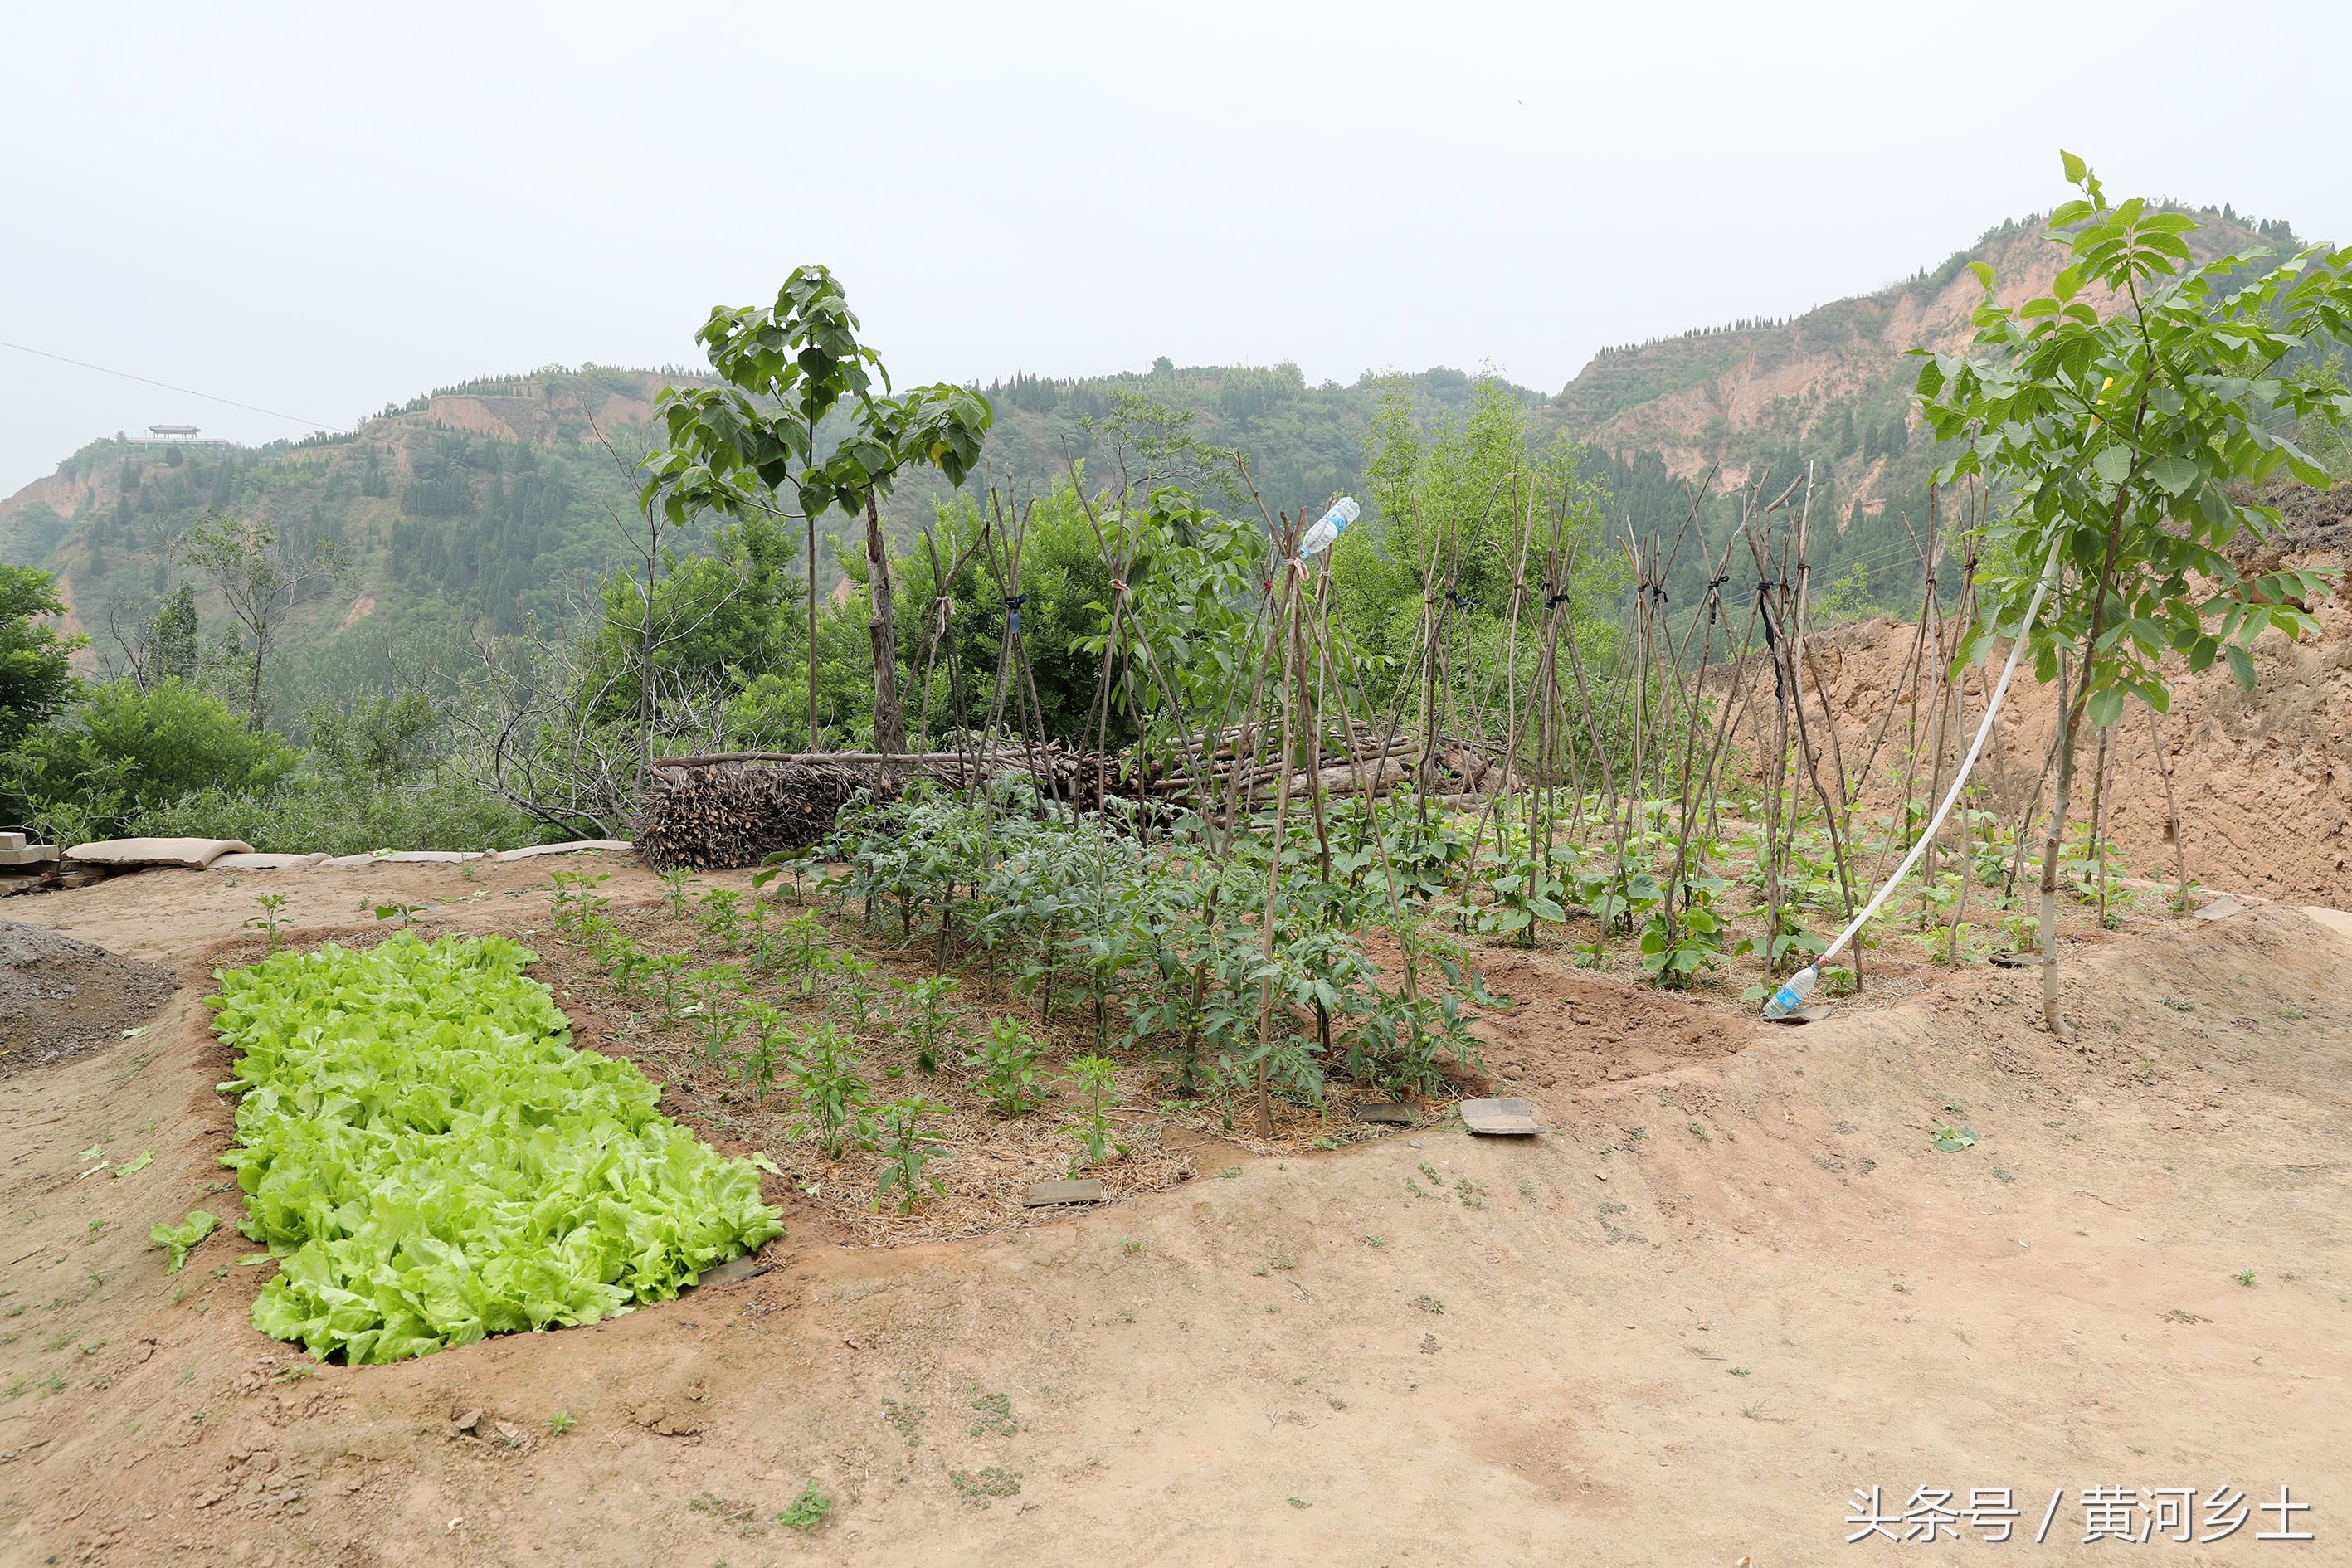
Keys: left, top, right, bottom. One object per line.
{"left": 635, "top": 761, "right": 874, "bottom": 871}
{"left": 638, "top": 728, "right": 1523, "bottom": 869}
{"left": 1128, "top": 723, "right": 1513, "bottom": 804}
{"left": 637, "top": 745, "right": 1117, "bottom": 869}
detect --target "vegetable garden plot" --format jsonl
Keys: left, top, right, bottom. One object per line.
{"left": 209, "top": 932, "right": 782, "bottom": 1364}
{"left": 523, "top": 896, "right": 1451, "bottom": 1249}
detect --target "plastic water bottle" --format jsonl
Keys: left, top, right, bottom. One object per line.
{"left": 1761, "top": 964, "right": 1819, "bottom": 1020}
{"left": 1298, "top": 496, "right": 1359, "bottom": 558}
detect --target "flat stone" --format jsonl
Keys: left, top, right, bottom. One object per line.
{"left": 694, "top": 1255, "right": 771, "bottom": 1288}
{"left": 1764, "top": 1004, "right": 1833, "bottom": 1025}
{"left": 1989, "top": 951, "right": 2037, "bottom": 968}
{"left": 0, "top": 843, "right": 59, "bottom": 867}
{"left": 1023, "top": 1178, "right": 1106, "bottom": 1207}
{"left": 2194, "top": 894, "right": 2249, "bottom": 923}
{"left": 498, "top": 839, "right": 634, "bottom": 861}
{"left": 1351, "top": 1101, "right": 1419, "bottom": 1125}
{"left": 326, "top": 850, "right": 486, "bottom": 866}
{"left": 211, "top": 852, "right": 329, "bottom": 871}
{"left": 65, "top": 836, "right": 252, "bottom": 869}
{"left": 1459, "top": 1097, "right": 1544, "bottom": 1137}
{"left": 0, "top": 831, "right": 23, "bottom": 851}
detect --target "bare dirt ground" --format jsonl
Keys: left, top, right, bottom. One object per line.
{"left": 3, "top": 850, "right": 2348, "bottom": 1566}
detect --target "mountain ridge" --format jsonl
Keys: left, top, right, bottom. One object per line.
{"left": 0, "top": 201, "right": 2317, "bottom": 691}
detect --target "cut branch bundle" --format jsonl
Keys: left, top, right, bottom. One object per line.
{"left": 635, "top": 762, "right": 872, "bottom": 871}
{"left": 639, "top": 744, "right": 1113, "bottom": 869}
{"left": 1124, "top": 723, "right": 1506, "bottom": 806}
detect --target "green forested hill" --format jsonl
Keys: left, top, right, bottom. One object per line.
{"left": 0, "top": 198, "right": 2320, "bottom": 720}
{"left": 0, "top": 363, "right": 1547, "bottom": 717}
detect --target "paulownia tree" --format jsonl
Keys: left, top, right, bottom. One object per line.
{"left": 1916, "top": 153, "right": 2352, "bottom": 1035}
{"left": 641, "top": 266, "right": 991, "bottom": 754}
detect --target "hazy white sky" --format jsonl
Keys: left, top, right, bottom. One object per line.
{"left": 6, "top": 0, "right": 2348, "bottom": 495}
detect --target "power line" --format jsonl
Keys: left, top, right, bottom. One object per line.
{"left": 0, "top": 338, "right": 342, "bottom": 433}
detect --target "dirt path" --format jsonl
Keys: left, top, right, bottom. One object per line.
{"left": 3, "top": 857, "right": 2347, "bottom": 1566}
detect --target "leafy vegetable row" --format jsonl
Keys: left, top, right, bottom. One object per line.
{"left": 210, "top": 932, "right": 782, "bottom": 1364}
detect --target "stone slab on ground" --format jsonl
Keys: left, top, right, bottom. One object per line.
{"left": 693, "top": 1255, "right": 772, "bottom": 1288}
{"left": 65, "top": 837, "right": 253, "bottom": 870}
{"left": 0, "top": 842, "right": 60, "bottom": 867}
{"left": 211, "top": 852, "right": 329, "bottom": 871}
{"left": 310, "top": 841, "right": 631, "bottom": 869}
{"left": 322, "top": 850, "right": 488, "bottom": 867}
{"left": 1023, "top": 1178, "right": 1107, "bottom": 1206}
{"left": 1459, "top": 1097, "right": 1544, "bottom": 1137}
{"left": 498, "top": 839, "right": 635, "bottom": 861}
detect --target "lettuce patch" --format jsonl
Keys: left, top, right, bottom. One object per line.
{"left": 211, "top": 933, "right": 782, "bottom": 1364}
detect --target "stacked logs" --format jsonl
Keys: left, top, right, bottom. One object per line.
{"left": 1128, "top": 723, "right": 1512, "bottom": 805}
{"left": 639, "top": 729, "right": 1521, "bottom": 869}
{"left": 637, "top": 745, "right": 1117, "bottom": 869}
{"left": 635, "top": 761, "right": 871, "bottom": 871}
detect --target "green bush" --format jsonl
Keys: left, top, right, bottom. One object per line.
{"left": 212, "top": 933, "right": 782, "bottom": 1363}
{"left": 3, "top": 678, "right": 296, "bottom": 841}
{"left": 0, "top": 563, "right": 81, "bottom": 733}
{"left": 129, "top": 773, "right": 547, "bottom": 856}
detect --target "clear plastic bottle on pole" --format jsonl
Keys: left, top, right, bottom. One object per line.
{"left": 1760, "top": 964, "right": 1819, "bottom": 1020}
{"left": 1298, "top": 496, "right": 1359, "bottom": 559}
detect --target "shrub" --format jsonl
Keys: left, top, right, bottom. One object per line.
{"left": 6, "top": 678, "right": 296, "bottom": 840}
{"left": 0, "top": 563, "right": 80, "bottom": 732}
{"left": 127, "top": 772, "right": 545, "bottom": 856}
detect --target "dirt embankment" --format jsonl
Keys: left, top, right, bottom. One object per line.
{"left": 1722, "top": 520, "right": 2352, "bottom": 906}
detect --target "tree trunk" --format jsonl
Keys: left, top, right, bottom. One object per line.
{"left": 2148, "top": 705, "right": 2189, "bottom": 914}
{"left": 2038, "top": 465, "right": 2135, "bottom": 1035}
{"left": 247, "top": 622, "right": 268, "bottom": 733}
{"left": 806, "top": 512, "right": 821, "bottom": 752}
{"left": 2037, "top": 667, "right": 2079, "bottom": 1037}
{"left": 864, "top": 491, "right": 904, "bottom": 756}
{"left": 637, "top": 523, "right": 657, "bottom": 792}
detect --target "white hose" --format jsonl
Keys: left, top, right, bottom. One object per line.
{"left": 1814, "top": 534, "right": 2065, "bottom": 966}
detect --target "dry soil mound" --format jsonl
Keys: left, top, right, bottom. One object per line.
{"left": 0, "top": 918, "right": 174, "bottom": 1076}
